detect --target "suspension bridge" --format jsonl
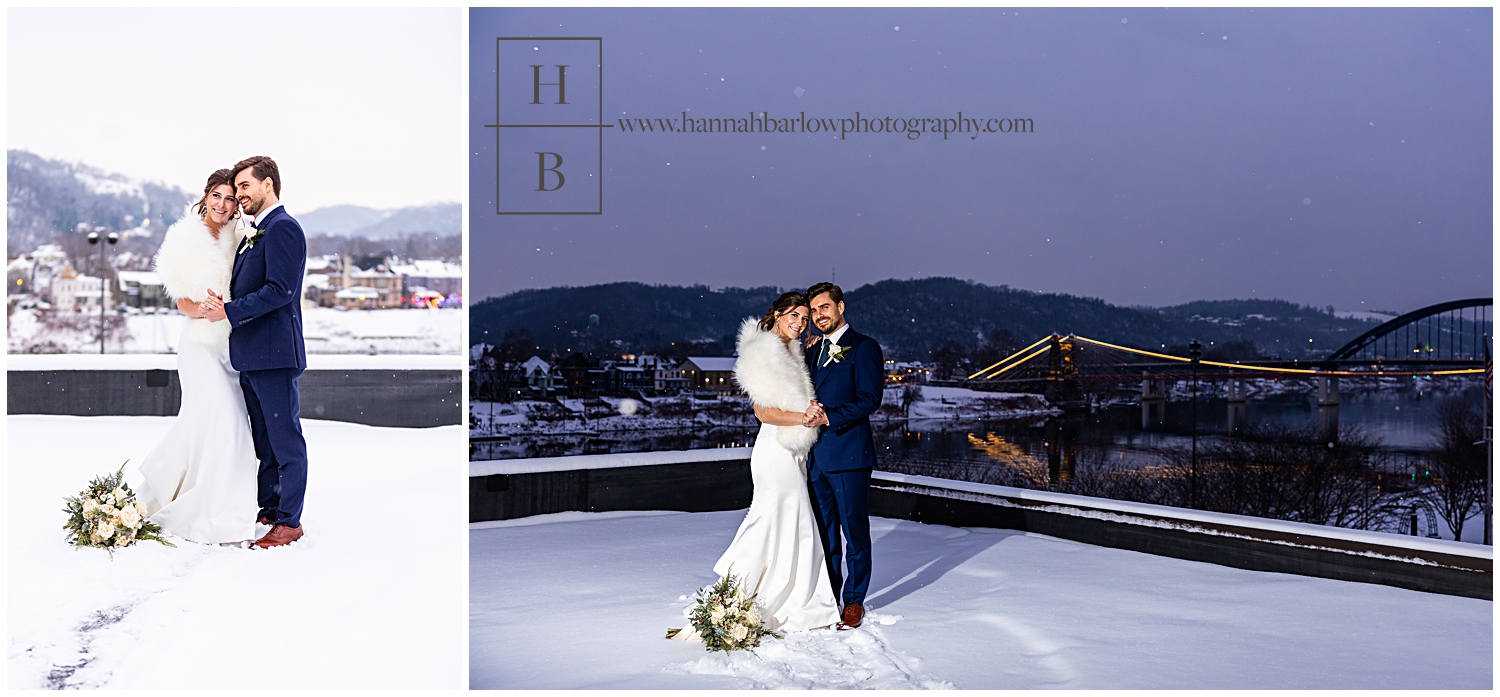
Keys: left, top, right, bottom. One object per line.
{"left": 956, "top": 298, "right": 1491, "bottom": 432}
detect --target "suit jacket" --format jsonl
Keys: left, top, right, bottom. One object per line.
{"left": 807, "top": 327, "right": 884, "bottom": 473}
{"left": 225, "top": 205, "right": 307, "bottom": 372}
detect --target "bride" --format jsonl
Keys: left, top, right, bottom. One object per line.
{"left": 672, "top": 292, "right": 840, "bottom": 639}
{"left": 133, "top": 169, "right": 261, "bottom": 545}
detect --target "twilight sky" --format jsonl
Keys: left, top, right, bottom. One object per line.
{"left": 9, "top": 8, "right": 463, "bottom": 212}
{"left": 471, "top": 7, "right": 1491, "bottom": 313}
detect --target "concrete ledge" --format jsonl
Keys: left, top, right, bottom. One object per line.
{"left": 469, "top": 449, "right": 1493, "bottom": 600}
{"left": 470, "top": 459, "right": 751, "bottom": 522}
{"left": 8, "top": 367, "right": 462, "bottom": 427}
{"left": 869, "top": 477, "right": 1490, "bottom": 601}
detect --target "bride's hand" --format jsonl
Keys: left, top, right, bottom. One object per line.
{"left": 805, "top": 335, "right": 822, "bottom": 349}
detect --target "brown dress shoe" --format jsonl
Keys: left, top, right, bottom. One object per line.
{"left": 839, "top": 603, "right": 865, "bottom": 629}
{"left": 256, "top": 515, "right": 275, "bottom": 527}
{"left": 253, "top": 524, "right": 304, "bottom": 549}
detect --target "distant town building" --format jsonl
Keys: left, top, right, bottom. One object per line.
{"left": 390, "top": 260, "right": 463, "bottom": 304}
{"left": 51, "top": 267, "right": 111, "bottom": 313}
{"left": 681, "top": 356, "right": 740, "bottom": 396}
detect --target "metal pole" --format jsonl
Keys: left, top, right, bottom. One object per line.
{"left": 1189, "top": 340, "right": 1202, "bottom": 509}
{"left": 98, "top": 238, "right": 106, "bottom": 354}
{"left": 1484, "top": 334, "right": 1492, "bottom": 546}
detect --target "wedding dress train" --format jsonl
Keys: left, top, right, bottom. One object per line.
{"left": 712, "top": 422, "right": 841, "bottom": 632}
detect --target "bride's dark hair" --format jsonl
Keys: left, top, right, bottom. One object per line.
{"left": 758, "top": 291, "right": 810, "bottom": 332}
{"left": 193, "top": 168, "right": 238, "bottom": 218}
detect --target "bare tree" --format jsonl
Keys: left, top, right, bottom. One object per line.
{"left": 1422, "top": 398, "right": 1487, "bottom": 541}
{"left": 900, "top": 383, "right": 924, "bottom": 419}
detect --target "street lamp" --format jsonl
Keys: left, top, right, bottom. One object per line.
{"left": 1188, "top": 339, "right": 1203, "bottom": 509}
{"left": 86, "top": 227, "right": 119, "bottom": 354}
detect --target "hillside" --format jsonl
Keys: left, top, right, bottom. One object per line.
{"left": 6, "top": 150, "right": 193, "bottom": 250}
{"left": 470, "top": 278, "right": 1383, "bottom": 362}
{"left": 298, "top": 203, "right": 460, "bottom": 238}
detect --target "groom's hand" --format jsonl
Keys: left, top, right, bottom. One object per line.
{"left": 803, "top": 402, "right": 827, "bottom": 427}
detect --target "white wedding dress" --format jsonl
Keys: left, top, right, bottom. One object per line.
{"left": 134, "top": 210, "right": 259, "bottom": 545}
{"left": 674, "top": 319, "right": 840, "bottom": 638}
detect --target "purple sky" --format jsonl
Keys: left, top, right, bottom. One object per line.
{"left": 470, "top": 8, "right": 1491, "bottom": 313}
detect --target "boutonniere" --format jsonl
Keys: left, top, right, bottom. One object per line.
{"left": 824, "top": 343, "right": 849, "bottom": 366}
{"left": 239, "top": 227, "right": 264, "bottom": 255}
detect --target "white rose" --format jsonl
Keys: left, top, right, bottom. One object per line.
{"left": 710, "top": 605, "right": 726, "bottom": 622}
{"left": 747, "top": 607, "right": 761, "bottom": 624}
{"left": 731, "top": 624, "right": 749, "bottom": 641}
{"left": 135, "top": 501, "right": 150, "bottom": 517}
{"left": 99, "top": 503, "right": 117, "bottom": 517}
{"left": 83, "top": 499, "right": 98, "bottom": 514}
{"left": 97, "top": 520, "right": 116, "bottom": 540}
{"left": 113, "top": 488, "right": 128, "bottom": 505}
{"left": 119, "top": 507, "right": 141, "bottom": 528}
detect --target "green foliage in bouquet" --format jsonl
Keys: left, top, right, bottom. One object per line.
{"left": 688, "top": 569, "right": 781, "bottom": 653}
{"left": 63, "top": 462, "right": 174, "bottom": 556}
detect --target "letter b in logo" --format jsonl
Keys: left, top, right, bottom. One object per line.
{"left": 536, "top": 152, "right": 565, "bottom": 191}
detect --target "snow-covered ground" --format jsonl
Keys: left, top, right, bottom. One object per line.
{"left": 469, "top": 387, "right": 1055, "bottom": 439}
{"left": 8, "top": 415, "right": 466, "bottom": 689}
{"left": 471, "top": 510, "right": 1492, "bottom": 689}
{"left": 897, "top": 386, "right": 1057, "bottom": 423}
{"left": 8, "top": 306, "right": 462, "bottom": 355}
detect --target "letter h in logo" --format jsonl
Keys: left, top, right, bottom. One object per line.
{"left": 485, "top": 37, "right": 603, "bottom": 215}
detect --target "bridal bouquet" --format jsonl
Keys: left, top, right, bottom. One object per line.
{"left": 687, "top": 570, "right": 780, "bottom": 653}
{"left": 62, "top": 463, "right": 173, "bottom": 555}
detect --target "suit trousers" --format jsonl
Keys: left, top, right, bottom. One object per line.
{"left": 808, "top": 466, "right": 872, "bottom": 605}
{"left": 240, "top": 368, "right": 308, "bottom": 528}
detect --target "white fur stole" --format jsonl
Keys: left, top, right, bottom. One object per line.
{"left": 152, "top": 205, "right": 238, "bottom": 348}
{"left": 732, "top": 317, "right": 820, "bottom": 458}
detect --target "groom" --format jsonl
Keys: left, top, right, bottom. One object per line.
{"left": 203, "top": 155, "right": 309, "bottom": 549}
{"left": 803, "top": 282, "right": 884, "bottom": 629}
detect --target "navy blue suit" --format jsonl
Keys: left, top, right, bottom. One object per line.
{"left": 806, "top": 326, "right": 884, "bottom": 605}
{"left": 226, "top": 204, "right": 309, "bottom": 528}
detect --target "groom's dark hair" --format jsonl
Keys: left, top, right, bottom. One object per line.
{"left": 232, "top": 155, "right": 281, "bottom": 197}
{"left": 806, "top": 282, "right": 843, "bottom": 305}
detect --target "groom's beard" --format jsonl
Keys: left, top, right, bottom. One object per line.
{"left": 239, "top": 198, "right": 263, "bottom": 217}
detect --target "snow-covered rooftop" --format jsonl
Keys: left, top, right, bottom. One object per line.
{"left": 471, "top": 509, "right": 1491, "bottom": 689}
{"left": 9, "top": 415, "right": 465, "bottom": 689}
{"left": 684, "top": 356, "right": 737, "bottom": 372}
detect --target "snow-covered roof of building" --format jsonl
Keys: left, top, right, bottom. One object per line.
{"left": 391, "top": 260, "right": 463, "bottom": 278}
{"left": 304, "top": 273, "right": 331, "bottom": 289}
{"left": 115, "top": 270, "right": 162, "bottom": 288}
{"left": 520, "top": 356, "right": 550, "bottom": 374}
{"left": 684, "top": 356, "right": 737, "bottom": 372}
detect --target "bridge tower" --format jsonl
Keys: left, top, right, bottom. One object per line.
{"left": 1045, "top": 334, "right": 1084, "bottom": 409}
{"left": 1317, "top": 371, "right": 1340, "bottom": 442}
{"left": 1141, "top": 371, "right": 1166, "bottom": 429}
{"left": 1226, "top": 378, "right": 1247, "bottom": 434}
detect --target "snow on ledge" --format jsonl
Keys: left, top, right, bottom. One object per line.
{"left": 5, "top": 354, "right": 464, "bottom": 371}
{"left": 875, "top": 471, "right": 1492, "bottom": 561}
{"left": 470, "top": 447, "right": 754, "bottom": 476}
